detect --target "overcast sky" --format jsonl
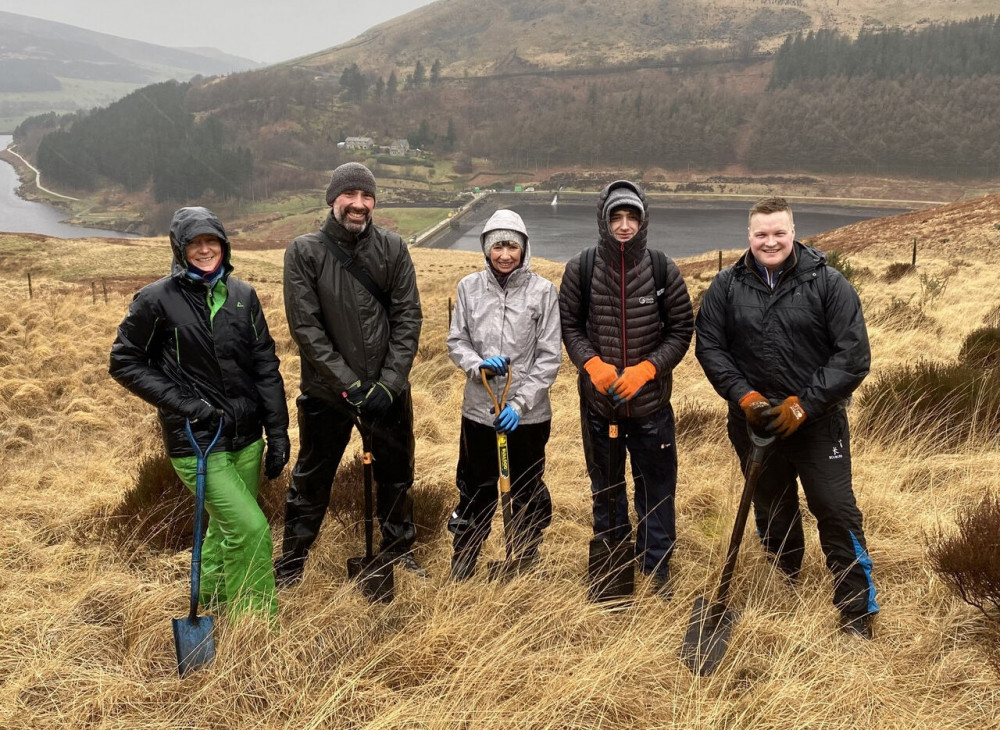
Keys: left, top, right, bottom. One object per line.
{"left": 0, "top": 0, "right": 438, "bottom": 64}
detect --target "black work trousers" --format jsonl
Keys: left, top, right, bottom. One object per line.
{"left": 581, "top": 403, "right": 678, "bottom": 577}
{"left": 276, "top": 391, "right": 416, "bottom": 579}
{"left": 448, "top": 417, "right": 553, "bottom": 561}
{"left": 727, "top": 409, "right": 878, "bottom": 617}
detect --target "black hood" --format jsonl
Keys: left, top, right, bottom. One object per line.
{"left": 168, "top": 206, "right": 233, "bottom": 281}
{"left": 596, "top": 180, "right": 649, "bottom": 266}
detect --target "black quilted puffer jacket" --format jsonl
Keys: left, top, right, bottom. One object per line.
{"left": 559, "top": 181, "right": 694, "bottom": 419}
{"left": 109, "top": 207, "right": 288, "bottom": 458}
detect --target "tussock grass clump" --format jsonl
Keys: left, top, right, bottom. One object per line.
{"left": 867, "top": 296, "right": 937, "bottom": 333}
{"left": 99, "top": 450, "right": 195, "bottom": 551}
{"left": 856, "top": 361, "right": 1000, "bottom": 449}
{"left": 958, "top": 326, "right": 1000, "bottom": 370}
{"left": 883, "top": 261, "right": 915, "bottom": 283}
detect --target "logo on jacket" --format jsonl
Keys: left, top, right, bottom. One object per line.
{"left": 237, "top": 301, "right": 245, "bottom": 308}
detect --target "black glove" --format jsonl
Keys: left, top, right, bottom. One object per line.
{"left": 343, "top": 380, "right": 367, "bottom": 411}
{"left": 361, "top": 381, "right": 394, "bottom": 419}
{"left": 185, "top": 398, "right": 222, "bottom": 426}
{"left": 264, "top": 432, "right": 290, "bottom": 479}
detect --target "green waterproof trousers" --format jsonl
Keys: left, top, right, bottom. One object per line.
{"left": 171, "top": 438, "right": 277, "bottom": 619}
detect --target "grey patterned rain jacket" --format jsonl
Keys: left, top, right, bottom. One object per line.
{"left": 447, "top": 209, "right": 562, "bottom": 426}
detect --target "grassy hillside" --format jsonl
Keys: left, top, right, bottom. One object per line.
{"left": 1, "top": 196, "right": 999, "bottom": 726}
{"left": 296, "top": 0, "right": 1000, "bottom": 75}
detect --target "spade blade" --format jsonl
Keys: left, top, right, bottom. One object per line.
{"left": 680, "top": 596, "right": 739, "bottom": 677}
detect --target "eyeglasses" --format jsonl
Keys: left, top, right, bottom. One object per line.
{"left": 490, "top": 241, "right": 522, "bottom": 252}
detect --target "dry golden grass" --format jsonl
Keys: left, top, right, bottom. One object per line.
{"left": 2, "top": 200, "right": 1000, "bottom": 728}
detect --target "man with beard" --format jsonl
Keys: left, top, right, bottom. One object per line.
{"left": 276, "top": 162, "right": 425, "bottom": 586}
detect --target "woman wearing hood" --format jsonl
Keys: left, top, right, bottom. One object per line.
{"left": 109, "top": 206, "right": 289, "bottom": 620}
{"left": 446, "top": 209, "right": 561, "bottom": 580}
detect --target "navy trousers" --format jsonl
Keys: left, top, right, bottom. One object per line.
{"left": 581, "top": 403, "right": 678, "bottom": 577}
{"left": 727, "top": 409, "right": 878, "bottom": 616}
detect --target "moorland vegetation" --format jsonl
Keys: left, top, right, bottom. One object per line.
{"left": 1, "top": 194, "right": 999, "bottom": 727}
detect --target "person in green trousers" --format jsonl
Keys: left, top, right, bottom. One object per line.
{"left": 110, "top": 206, "right": 290, "bottom": 620}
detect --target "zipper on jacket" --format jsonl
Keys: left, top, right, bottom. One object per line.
{"left": 620, "top": 242, "right": 630, "bottom": 418}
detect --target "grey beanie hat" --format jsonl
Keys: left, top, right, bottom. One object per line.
{"left": 603, "top": 186, "right": 645, "bottom": 224}
{"left": 325, "top": 162, "right": 377, "bottom": 205}
{"left": 483, "top": 228, "right": 525, "bottom": 250}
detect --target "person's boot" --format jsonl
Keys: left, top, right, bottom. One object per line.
{"left": 839, "top": 611, "right": 875, "bottom": 640}
{"left": 273, "top": 555, "right": 304, "bottom": 589}
{"left": 649, "top": 564, "right": 673, "bottom": 600}
{"left": 391, "top": 551, "right": 429, "bottom": 578}
{"left": 450, "top": 549, "right": 479, "bottom": 581}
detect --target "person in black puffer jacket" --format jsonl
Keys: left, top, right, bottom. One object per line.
{"left": 110, "top": 206, "right": 289, "bottom": 620}
{"left": 560, "top": 180, "right": 694, "bottom": 595}
{"left": 695, "top": 196, "right": 878, "bottom": 640}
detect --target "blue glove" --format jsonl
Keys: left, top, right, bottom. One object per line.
{"left": 493, "top": 404, "right": 520, "bottom": 433}
{"left": 479, "top": 356, "right": 509, "bottom": 376}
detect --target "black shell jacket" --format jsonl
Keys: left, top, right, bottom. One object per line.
{"left": 283, "top": 212, "right": 422, "bottom": 403}
{"left": 559, "top": 181, "right": 694, "bottom": 419}
{"left": 695, "top": 241, "right": 871, "bottom": 418}
{"left": 109, "top": 207, "right": 289, "bottom": 458}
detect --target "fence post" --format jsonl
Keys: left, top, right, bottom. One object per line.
{"left": 27, "top": 271, "right": 32, "bottom": 299}
{"left": 102, "top": 277, "right": 108, "bottom": 304}
{"left": 448, "top": 297, "right": 453, "bottom": 328}
{"left": 92, "top": 282, "right": 97, "bottom": 304}
{"left": 718, "top": 250, "right": 723, "bottom": 272}
{"left": 912, "top": 238, "right": 917, "bottom": 266}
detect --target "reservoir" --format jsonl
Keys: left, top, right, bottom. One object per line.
{"left": 0, "top": 134, "right": 135, "bottom": 239}
{"left": 2, "top": 132, "right": 911, "bottom": 253}
{"left": 429, "top": 199, "right": 910, "bottom": 262}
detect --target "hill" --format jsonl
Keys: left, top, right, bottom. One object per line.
{"left": 0, "top": 195, "right": 999, "bottom": 726}
{"left": 295, "top": 0, "right": 999, "bottom": 75}
{"left": 0, "top": 10, "right": 261, "bottom": 132}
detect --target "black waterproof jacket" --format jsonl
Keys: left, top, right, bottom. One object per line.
{"left": 560, "top": 181, "right": 694, "bottom": 419}
{"left": 109, "top": 207, "right": 289, "bottom": 458}
{"left": 283, "top": 212, "right": 422, "bottom": 403}
{"left": 695, "top": 241, "right": 870, "bottom": 418}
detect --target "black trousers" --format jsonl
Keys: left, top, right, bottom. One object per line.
{"left": 727, "top": 409, "right": 878, "bottom": 616}
{"left": 448, "top": 417, "right": 552, "bottom": 560}
{"left": 581, "top": 403, "right": 678, "bottom": 577}
{"left": 276, "top": 391, "right": 416, "bottom": 578}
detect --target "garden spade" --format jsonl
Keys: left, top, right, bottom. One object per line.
{"left": 346, "top": 416, "right": 394, "bottom": 603}
{"left": 480, "top": 368, "right": 535, "bottom": 581}
{"left": 680, "top": 423, "right": 776, "bottom": 676}
{"left": 173, "top": 418, "right": 223, "bottom": 677}
{"left": 588, "top": 408, "right": 634, "bottom": 605}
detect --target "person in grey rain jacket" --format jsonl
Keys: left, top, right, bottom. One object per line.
{"left": 446, "top": 209, "right": 561, "bottom": 580}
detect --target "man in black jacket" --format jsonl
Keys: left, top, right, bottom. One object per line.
{"left": 276, "top": 162, "right": 425, "bottom": 584}
{"left": 695, "top": 197, "right": 878, "bottom": 639}
{"left": 559, "top": 180, "right": 694, "bottom": 595}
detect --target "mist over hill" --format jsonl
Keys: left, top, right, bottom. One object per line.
{"left": 0, "top": 10, "right": 261, "bottom": 131}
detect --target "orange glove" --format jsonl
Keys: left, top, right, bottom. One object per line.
{"left": 739, "top": 390, "right": 772, "bottom": 428}
{"left": 583, "top": 356, "right": 619, "bottom": 395}
{"left": 610, "top": 360, "right": 657, "bottom": 402}
{"left": 766, "top": 396, "right": 807, "bottom": 437}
